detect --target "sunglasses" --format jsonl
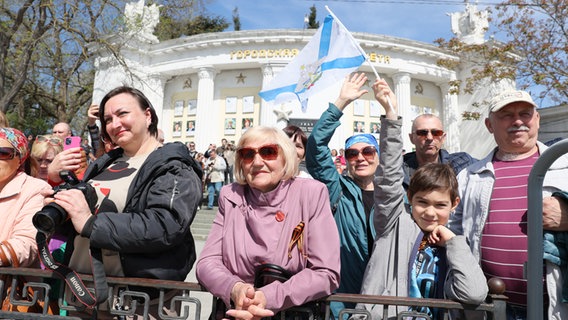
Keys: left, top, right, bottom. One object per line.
{"left": 414, "top": 129, "right": 445, "bottom": 137}
{"left": 36, "top": 135, "right": 63, "bottom": 146}
{"left": 238, "top": 144, "right": 279, "bottom": 163}
{"left": 0, "top": 147, "right": 18, "bottom": 160}
{"left": 345, "top": 146, "right": 377, "bottom": 161}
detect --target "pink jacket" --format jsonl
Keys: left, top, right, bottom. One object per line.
{"left": 196, "top": 177, "right": 340, "bottom": 312}
{"left": 0, "top": 172, "right": 50, "bottom": 267}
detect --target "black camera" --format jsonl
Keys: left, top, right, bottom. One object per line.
{"left": 33, "top": 170, "right": 97, "bottom": 234}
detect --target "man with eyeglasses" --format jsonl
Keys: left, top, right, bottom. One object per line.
{"left": 186, "top": 142, "right": 197, "bottom": 158}
{"left": 306, "top": 73, "right": 394, "bottom": 317}
{"left": 403, "top": 114, "right": 476, "bottom": 188}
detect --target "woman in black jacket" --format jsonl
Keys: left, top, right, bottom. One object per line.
{"left": 46, "top": 86, "right": 202, "bottom": 318}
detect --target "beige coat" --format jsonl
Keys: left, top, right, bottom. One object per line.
{"left": 0, "top": 172, "right": 50, "bottom": 267}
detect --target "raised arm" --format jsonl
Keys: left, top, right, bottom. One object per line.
{"left": 371, "top": 79, "right": 403, "bottom": 236}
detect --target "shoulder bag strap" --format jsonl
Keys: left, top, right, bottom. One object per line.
{"left": 0, "top": 244, "right": 9, "bottom": 267}
{"left": 0, "top": 241, "right": 19, "bottom": 267}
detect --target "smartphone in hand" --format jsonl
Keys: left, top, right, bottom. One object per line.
{"left": 63, "top": 136, "right": 81, "bottom": 150}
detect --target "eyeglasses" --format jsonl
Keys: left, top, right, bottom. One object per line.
{"left": 237, "top": 144, "right": 279, "bottom": 163}
{"left": 36, "top": 135, "right": 63, "bottom": 146}
{"left": 345, "top": 146, "right": 377, "bottom": 161}
{"left": 0, "top": 147, "right": 18, "bottom": 160}
{"left": 414, "top": 129, "right": 445, "bottom": 137}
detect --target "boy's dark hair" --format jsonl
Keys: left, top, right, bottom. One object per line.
{"left": 407, "top": 163, "right": 459, "bottom": 202}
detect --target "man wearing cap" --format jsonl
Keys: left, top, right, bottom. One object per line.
{"left": 403, "top": 113, "right": 476, "bottom": 189}
{"left": 306, "top": 73, "right": 396, "bottom": 317}
{"left": 448, "top": 89, "right": 568, "bottom": 318}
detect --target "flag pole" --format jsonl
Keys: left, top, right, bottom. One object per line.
{"left": 325, "top": 5, "right": 395, "bottom": 114}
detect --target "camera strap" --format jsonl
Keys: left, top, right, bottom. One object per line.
{"left": 36, "top": 231, "right": 109, "bottom": 307}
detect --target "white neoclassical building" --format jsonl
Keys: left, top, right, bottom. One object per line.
{"left": 92, "top": 1, "right": 509, "bottom": 158}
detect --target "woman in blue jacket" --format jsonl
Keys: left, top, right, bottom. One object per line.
{"left": 306, "top": 73, "right": 383, "bottom": 316}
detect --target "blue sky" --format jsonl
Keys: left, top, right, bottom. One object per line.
{"left": 205, "top": 0, "right": 493, "bottom": 45}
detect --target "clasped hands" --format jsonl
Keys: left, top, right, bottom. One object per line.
{"left": 226, "top": 282, "right": 274, "bottom": 320}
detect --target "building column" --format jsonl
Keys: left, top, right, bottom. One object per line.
{"left": 392, "top": 72, "right": 412, "bottom": 151}
{"left": 259, "top": 64, "right": 284, "bottom": 127}
{"left": 140, "top": 74, "right": 167, "bottom": 116}
{"left": 438, "top": 82, "right": 460, "bottom": 153}
{"left": 195, "top": 66, "right": 217, "bottom": 151}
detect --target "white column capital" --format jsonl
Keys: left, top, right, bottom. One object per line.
{"left": 392, "top": 72, "right": 411, "bottom": 85}
{"left": 198, "top": 66, "right": 217, "bottom": 81}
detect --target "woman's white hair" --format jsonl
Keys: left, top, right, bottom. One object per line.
{"left": 234, "top": 126, "right": 298, "bottom": 185}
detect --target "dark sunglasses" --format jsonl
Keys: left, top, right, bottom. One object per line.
{"left": 414, "top": 129, "right": 445, "bottom": 137}
{"left": 0, "top": 147, "right": 18, "bottom": 160}
{"left": 36, "top": 135, "right": 63, "bottom": 146}
{"left": 238, "top": 144, "right": 279, "bottom": 163}
{"left": 345, "top": 146, "right": 377, "bottom": 161}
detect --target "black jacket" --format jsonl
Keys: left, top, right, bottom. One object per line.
{"left": 402, "top": 149, "right": 477, "bottom": 189}
{"left": 67, "top": 142, "right": 202, "bottom": 282}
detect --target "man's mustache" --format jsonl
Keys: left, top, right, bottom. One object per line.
{"left": 507, "top": 125, "right": 530, "bottom": 132}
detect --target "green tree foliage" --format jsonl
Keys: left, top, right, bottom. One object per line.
{"left": 307, "top": 5, "right": 319, "bottom": 29}
{"left": 436, "top": 1, "right": 567, "bottom": 106}
{"left": 0, "top": 0, "right": 118, "bottom": 136}
{"left": 154, "top": 13, "right": 228, "bottom": 40}
{"left": 232, "top": 7, "right": 241, "bottom": 31}
{"left": 154, "top": 2, "right": 229, "bottom": 41}
{"left": 0, "top": 0, "right": 227, "bottom": 137}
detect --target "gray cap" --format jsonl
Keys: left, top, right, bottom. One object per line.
{"left": 488, "top": 90, "right": 537, "bottom": 113}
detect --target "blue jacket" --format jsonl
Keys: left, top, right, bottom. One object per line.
{"left": 306, "top": 104, "right": 376, "bottom": 300}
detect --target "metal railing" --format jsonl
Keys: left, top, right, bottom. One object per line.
{"left": 0, "top": 267, "right": 507, "bottom": 320}
{"left": 527, "top": 138, "right": 568, "bottom": 319}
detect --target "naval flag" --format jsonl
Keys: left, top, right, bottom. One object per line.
{"left": 259, "top": 14, "right": 365, "bottom": 111}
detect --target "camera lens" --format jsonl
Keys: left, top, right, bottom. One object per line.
{"left": 33, "top": 203, "right": 67, "bottom": 234}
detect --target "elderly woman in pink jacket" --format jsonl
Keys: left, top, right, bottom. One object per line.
{"left": 196, "top": 126, "right": 340, "bottom": 320}
{"left": 0, "top": 128, "right": 49, "bottom": 268}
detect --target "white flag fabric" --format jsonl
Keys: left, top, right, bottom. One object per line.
{"left": 259, "top": 14, "right": 365, "bottom": 111}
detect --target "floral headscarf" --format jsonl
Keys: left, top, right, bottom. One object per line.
{"left": 0, "top": 128, "right": 29, "bottom": 169}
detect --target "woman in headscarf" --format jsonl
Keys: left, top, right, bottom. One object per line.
{"left": 0, "top": 128, "right": 50, "bottom": 268}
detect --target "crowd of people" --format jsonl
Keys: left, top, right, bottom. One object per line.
{"left": 0, "top": 75, "right": 566, "bottom": 320}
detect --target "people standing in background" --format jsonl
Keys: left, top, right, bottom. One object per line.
{"left": 187, "top": 141, "right": 198, "bottom": 158}
{"left": 204, "top": 143, "right": 216, "bottom": 158}
{"left": 223, "top": 142, "right": 235, "bottom": 184}
{"left": 205, "top": 149, "right": 226, "bottom": 209}
{"left": 331, "top": 148, "right": 338, "bottom": 160}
